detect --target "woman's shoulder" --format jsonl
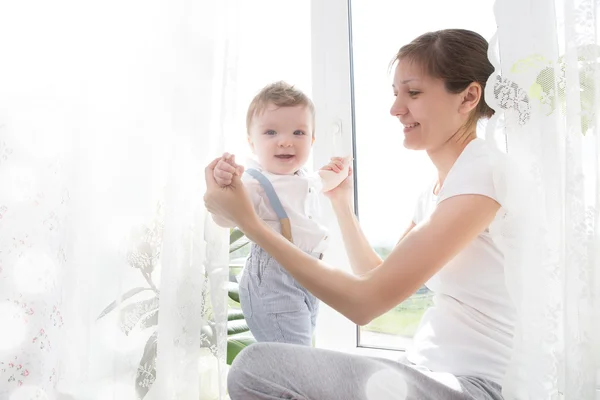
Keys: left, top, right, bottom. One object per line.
{"left": 438, "top": 138, "right": 507, "bottom": 205}
{"left": 457, "top": 138, "right": 507, "bottom": 171}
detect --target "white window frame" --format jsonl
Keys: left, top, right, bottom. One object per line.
{"left": 310, "top": 0, "right": 401, "bottom": 360}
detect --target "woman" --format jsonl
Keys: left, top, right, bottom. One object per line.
{"left": 205, "top": 29, "right": 512, "bottom": 400}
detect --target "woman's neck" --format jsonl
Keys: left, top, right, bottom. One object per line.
{"left": 427, "top": 134, "right": 476, "bottom": 194}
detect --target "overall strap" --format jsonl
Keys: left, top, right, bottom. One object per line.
{"left": 244, "top": 168, "right": 293, "bottom": 243}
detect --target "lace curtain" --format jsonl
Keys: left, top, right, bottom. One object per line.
{"left": 0, "top": 1, "right": 238, "bottom": 399}
{"left": 487, "top": 0, "right": 600, "bottom": 398}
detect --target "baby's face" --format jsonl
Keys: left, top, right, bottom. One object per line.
{"left": 248, "top": 104, "right": 314, "bottom": 175}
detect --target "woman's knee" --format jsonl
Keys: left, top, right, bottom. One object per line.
{"left": 228, "top": 342, "right": 305, "bottom": 394}
{"left": 230, "top": 342, "right": 271, "bottom": 368}
{"left": 227, "top": 343, "right": 272, "bottom": 396}
{"left": 228, "top": 343, "right": 257, "bottom": 377}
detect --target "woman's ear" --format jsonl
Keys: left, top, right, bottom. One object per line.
{"left": 460, "top": 83, "right": 482, "bottom": 115}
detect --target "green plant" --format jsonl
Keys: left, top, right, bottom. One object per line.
{"left": 97, "top": 216, "right": 253, "bottom": 399}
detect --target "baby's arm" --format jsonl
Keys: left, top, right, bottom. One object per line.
{"left": 318, "top": 156, "right": 352, "bottom": 192}
{"left": 211, "top": 153, "right": 245, "bottom": 228}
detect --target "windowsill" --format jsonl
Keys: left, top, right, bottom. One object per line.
{"left": 343, "top": 345, "right": 402, "bottom": 361}
{"left": 358, "top": 329, "right": 413, "bottom": 351}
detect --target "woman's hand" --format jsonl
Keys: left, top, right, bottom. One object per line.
{"left": 321, "top": 157, "right": 354, "bottom": 205}
{"left": 204, "top": 157, "right": 258, "bottom": 232}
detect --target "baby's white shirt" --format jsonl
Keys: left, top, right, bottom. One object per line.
{"left": 242, "top": 158, "right": 329, "bottom": 254}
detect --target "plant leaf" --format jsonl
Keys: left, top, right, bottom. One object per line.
{"left": 136, "top": 331, "right": 157, "bottom": 399}
{"left": 229, "top": 239, "right": 250, "bottom": 254}
{"left": 228, "top": 309, "right": 244, "bottom": 321}
{"left": 201, "top": 323, "right": 215, "bottom": 347}
{"left": 119, "top": 297, "right": 160, "bottom": 336}
{"left": 227, "top": 336, "right": 255, "bottom": 365}
{"left": 229, "top": 228, "right": 245, "bottom": 245}
{"left": 227, "top": 282, "right": 240, "bottom": 303}
{"left": 96, "top": 287, "right": 152, "bottom": 320}
{"left": 229, "top": 258, "right": 246, "bottom": 268}
{"left": 227, "top": 319, "right": 250, "bottom": 336}
{"left": 229, "top": 265, "right": 243, "bottom": 283}
{"left": 139, "top": 310, "right": 159, "bottom": 331}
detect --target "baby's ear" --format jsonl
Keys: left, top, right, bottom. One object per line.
{"left": 311, "top": 136, "right": 315, "bottom": 145}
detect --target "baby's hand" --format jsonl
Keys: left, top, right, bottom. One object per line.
{"left": 214, "top": 153, "right": 244, "bottom": 187}
{"left": 321, "top": 156, "right": 351, "bottom": 175}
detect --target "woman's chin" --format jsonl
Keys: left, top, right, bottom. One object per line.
{"left": 402, "top": 138, "right": 424, "bottom": 151}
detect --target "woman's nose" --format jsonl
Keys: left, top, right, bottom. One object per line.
{"left": 390, "top": 96, "right": 408, "bottom": 117}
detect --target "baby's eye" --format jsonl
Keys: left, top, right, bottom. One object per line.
{"left": 293, "top": 130, "right": 306, "bottom": 135}
{"left": 265, "top": 130, "right": 276, "bottom": 135}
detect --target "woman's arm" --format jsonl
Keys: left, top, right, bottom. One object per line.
{"left": 330, "top": 199, "right": 383, "bottom": 275}
{"left": 397, "top": 221, "right": 417, "bottom": 244}
{"left": 204, "top": 159, "right": 499, "bottom": 326}
{"left": 242, "top": 194, "right": 499, "bottom": 325}
{"left": 319, "top": 158, "right": 385, "bottom": 275}
{"left": 328, "top": 199, "right": 416, "bottom": 276}
{"left": 318, "top": 155, "right": 415, "bottom": 275}
{"left": 211, "top": 214, "right": 237, "bottom": 228}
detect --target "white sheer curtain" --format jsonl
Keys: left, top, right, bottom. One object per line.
{"left": 486, "top": 0, "right": 600, "bottom": 398}
{"left": 0, "top": 1, "right": 238, "bottom": 399}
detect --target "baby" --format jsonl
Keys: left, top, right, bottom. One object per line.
{"left": 211, "top": 81, "right": 350, "bottom": 346}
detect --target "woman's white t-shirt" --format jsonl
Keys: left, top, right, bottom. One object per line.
{"left": 406, "top": 138, "right": 515, "bottom": 385}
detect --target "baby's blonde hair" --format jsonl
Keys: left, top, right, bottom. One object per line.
{"left": 246, "top": 81, "right": 315, "bottom": 136}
